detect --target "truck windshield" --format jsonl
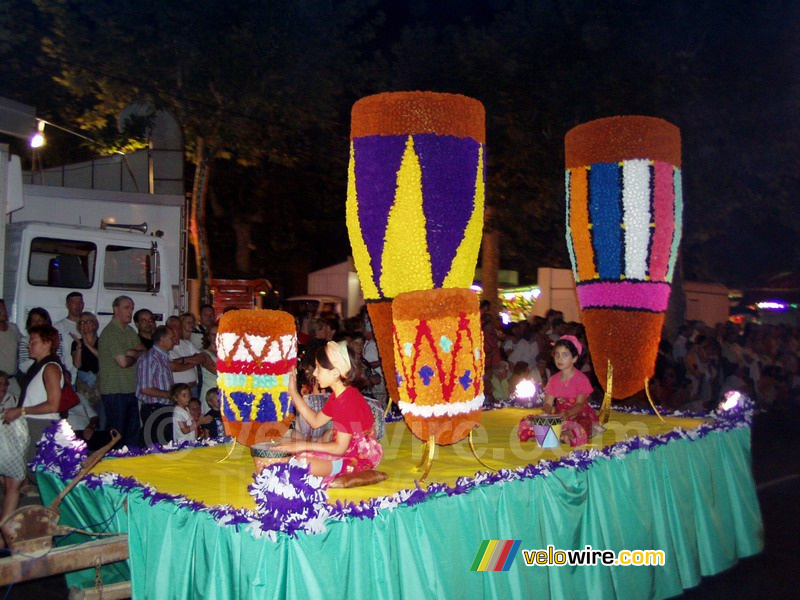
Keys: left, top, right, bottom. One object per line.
{"left": 28, "top": 237, "right": 96, "bottom": 289}
{"left": 104, "top": 245, "right": 159, "bottom": 292}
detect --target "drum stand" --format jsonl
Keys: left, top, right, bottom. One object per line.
{"left": 415, "top": 426, "right": 496, "bottom": 483}
{"left": 216, "top": 438, "right": 238, "bottom": 463}
{"left": 598, "top": 360, "right": 665, "bottom": 424}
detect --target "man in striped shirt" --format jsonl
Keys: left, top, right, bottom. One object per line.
{"left": 137, "top": 326, "right": 175, "bottom": 447}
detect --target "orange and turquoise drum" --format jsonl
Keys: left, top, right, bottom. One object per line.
{"left": 216, "top": 309, "right": 296, "bottom": 446}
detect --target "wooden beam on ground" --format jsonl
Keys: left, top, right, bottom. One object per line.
{"left": 0, "top": 535, "right": 128, "bottom": 586}
{"left": 69, "top": 581, "right": 132, "bottom": 599}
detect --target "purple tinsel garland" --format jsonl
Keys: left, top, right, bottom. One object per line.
{"left": 247, "top": 459, "right": 329, "bottom": 538}
{"left": 34, "top": 392, "right": 754, "bottom": 539}
{"left": 106, "top": 434, "right": 230, "bottom": 458}
{"left": 30, "top": 420, "right": 88, "bottom": 480}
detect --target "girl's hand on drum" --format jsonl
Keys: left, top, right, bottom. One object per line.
{"left": 272, "top": 442, "right": 296, "bottom": 453}
{"left": 288, "top": 371, "right": 300, "bottom": 397}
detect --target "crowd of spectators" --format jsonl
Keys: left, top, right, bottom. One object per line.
{"left": 294, "top": 304, "right": 389, "bottom": 410}
{"left": 484, "top": 309, "right": 800, "bottom": 414}
{"left": 292, "top": 303, "right": 800, "bottom": 418}
{"left": 0, "top": 292, "right": 226, "bottom": 526}
{"left": 650, "top": 320, "right": 800, "bottom": 413}
{"left": 2, "top": 292, "right": 797, "bottom": 530}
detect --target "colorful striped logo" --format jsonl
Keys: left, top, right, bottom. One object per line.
{"left": 470, "top": 540, "right": 521, "bottom": 571}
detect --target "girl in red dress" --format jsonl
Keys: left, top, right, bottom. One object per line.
{"left": 543, "top": 335, "right": 603, "bottom": 446}
{"left": 275, "top": 341, "right": 382, "bottom": 484}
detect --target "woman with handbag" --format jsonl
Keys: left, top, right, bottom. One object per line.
{"left": 3, "top": 324, "right": 63, "bottom": 466}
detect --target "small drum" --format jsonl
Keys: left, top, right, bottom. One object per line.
{"left": 251, "top": 442, "right": 291, "bottom": 473}
{"left": 518, "top": 413, "right": 563, "bottom": 448}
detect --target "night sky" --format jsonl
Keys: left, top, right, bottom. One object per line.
{"left": 1, "top": 0, "right": 798, "bottom": 294}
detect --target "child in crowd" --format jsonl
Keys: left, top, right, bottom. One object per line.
{"left": 543, "top": 335, "right": 603, "bottom": 446}
{"left": 535, "top": 352, "right": 552, "bottom": 386}
{"left": 188, "top": 398, "right": 205, "bottom": 439}
{"left": 490, "top": 361, "right": 511, "bottom": 402}
{"left": 275, "top": 341, "right": 382, "bottom": 484}
{"left": 201, "top": 388, "right": 224, "bottom": 439}
{"left": 509, "top": 360, "right": 544, "bottom": 394}
{"left": 171, "top": 384, "right": 210, "bottom": 443}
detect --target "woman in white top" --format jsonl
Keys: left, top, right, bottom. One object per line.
{"left": 4, "top": 324, "right": 63, "bottom": 466}
{"left": 17, "top": 308, "right": 65, "bottom": 375}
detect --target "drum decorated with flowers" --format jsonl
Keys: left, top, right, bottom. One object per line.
{"left": 216, "top": 309, "right": 296, "bottom": 446}
{"left": 565, "top": 116, "right": 682, "bottom": 398}
{"left": 392, "top": 288, "right": 484, "bottom": 445}
{"left": 347, "top": 91, "right": 486, "bottom": 405}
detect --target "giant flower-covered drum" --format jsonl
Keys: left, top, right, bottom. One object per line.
{"left": 216, "top": 309, "right": 297, "bottom": 446}
{"left": 565, "top": 116, "right": 682, "bottom": 399}
{"left": 392, "top": 288, "right": 484, "bottom": 445}
{"left": 347, "top": 91, "right": 486, "bottom": 403}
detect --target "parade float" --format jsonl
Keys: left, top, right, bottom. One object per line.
{"left": 23, "top": 110, "right": 762, "bottom": 600}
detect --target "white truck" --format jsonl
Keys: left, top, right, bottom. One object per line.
{"left": 2, "top": 181, "right": 184, "bottom": 329}
{"left": 3, "top": 221, "right": 176, "bottom": 328}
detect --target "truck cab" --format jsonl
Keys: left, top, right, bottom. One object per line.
{"left": 3, "top": 222, "right": 174, "bottom": 329}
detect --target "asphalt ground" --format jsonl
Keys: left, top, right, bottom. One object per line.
{"left": 1, "top": 404, "right": 798, "bottom": 599}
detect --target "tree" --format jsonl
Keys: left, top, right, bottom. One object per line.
{"left": 33, "top": 0, "right": 379, "bottom": 301}
{"left": 10, "top": 0, "right": 800, "bottom": 295}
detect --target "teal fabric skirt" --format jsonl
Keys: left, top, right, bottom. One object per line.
{"left": 39, "top": 426, "right": 763, "bottom": 599}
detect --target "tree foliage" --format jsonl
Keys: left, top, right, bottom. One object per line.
{"left": 5, "top": 0, "right": 798, "bottom": 291}
{"left": 31, "top": 0, "right": 381, "bottom": 297}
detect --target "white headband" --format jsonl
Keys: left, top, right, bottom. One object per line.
{"left": 326, "top": 341, "right": 351, "bottom": 374}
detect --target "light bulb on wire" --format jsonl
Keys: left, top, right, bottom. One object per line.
{"left": 30, "top": 120, "right": 46, "bottom": 148}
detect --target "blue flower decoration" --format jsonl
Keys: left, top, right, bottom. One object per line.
{"left": 255, "top": 392, "right": 278, "bottom": 422}
{"left": 230, "top": 391, "right": 256, "bottom": 421}
{"left": 459, "top": 370, "right": 473, "bottom": 390}
{"left": 419, "top": 365, "right": 435, "bottom": 386}
{"left": 439, "top": 335, "right": 453, "bottom": 353}
{"left": 396, "top": 371, "right": 404, "bottom": 388}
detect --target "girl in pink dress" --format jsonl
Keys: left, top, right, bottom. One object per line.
{"left": 543, "top": 335, "right": 603, "bottom": 446}
{"left": 275, "top": 341, "right": 382, "bottom": 485}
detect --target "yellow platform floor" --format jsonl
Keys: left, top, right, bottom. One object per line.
{"left": 90, "top": 408, "right": 706, "bottom": 509}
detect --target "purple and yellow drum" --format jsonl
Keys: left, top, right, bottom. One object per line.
{"left": 347, "top": 92, "right": 486, "bottom": 404}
